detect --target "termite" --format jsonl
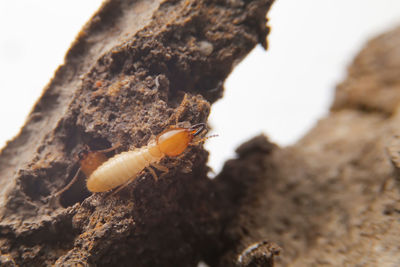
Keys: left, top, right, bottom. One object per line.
{"left": 56, "top": 123, "right": 213, "bottom": 196}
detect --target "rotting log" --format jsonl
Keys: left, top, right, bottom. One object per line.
{"left": 214, "top": 26, "right": 400, "bottom": 266}
{"left": 0, "top": 0, "right": 274, "bottom": 266}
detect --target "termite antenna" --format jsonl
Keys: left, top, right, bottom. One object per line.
{"left": 191, "top": 134, "right": 219, "bottom": 145}
{"left": 53, "top": 167, "right": 82, "bottom": 197}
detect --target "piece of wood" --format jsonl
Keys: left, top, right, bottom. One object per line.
{"left": 214, "top": 26, "right": 400, "bottom": 266}
{"left": 0, "top": 0, "right": 273, "bottom": 266}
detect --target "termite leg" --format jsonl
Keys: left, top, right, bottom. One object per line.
{"left": 151, "top": 163, "right": 170, "bottom": 179}
{"left": 109, "top": 165, "right": 160, "bottom": 197}
{"left": 146, "top": 166, "right": 159, "bottom": 181}
{"left": 96, "top": 141, "right": 121, "bottom": 153}
{"left": 174, "top": 152, "right": 188, "bottom": 161}
{"left": 150, "top": 163, "right": 169, "bottom": 173}
{"left": 108, "top": 174, "right": 138, "bottom": 197}
{"left": 54, "top": 167, "right": 82, "bottom": 197}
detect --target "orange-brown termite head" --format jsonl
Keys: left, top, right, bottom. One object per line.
{"left": 78, "top": 148, "right": 108, "bottom": 177}
{"left": 156, "top": 123, "right": 208, "bottom": 157}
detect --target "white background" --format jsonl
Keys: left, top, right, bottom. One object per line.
{"left": 1, "top": 1, "right": 400, "bottom": 174}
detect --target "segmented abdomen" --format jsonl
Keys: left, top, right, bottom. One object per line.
{"left": 87, "top": 144, "right": 162, "bottom": 192}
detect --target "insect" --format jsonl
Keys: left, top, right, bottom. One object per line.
{"left": 56, "top": 123, "right": 212, "bottom": 196}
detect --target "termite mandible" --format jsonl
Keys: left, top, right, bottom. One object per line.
{"left": 56, "top": 123, "right": 214, "bottom": 196}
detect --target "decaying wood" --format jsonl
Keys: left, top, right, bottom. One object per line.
{"left": 0, "top": 0, "right": 273, "bottom": 266}
{"left": 214, "top": 26, "right": 400, "bottom": 266}
{"left": 2, "top": 0, "right": 398, "bottom": 266}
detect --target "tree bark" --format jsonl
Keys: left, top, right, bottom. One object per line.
{"left": 0, "top": 0, "right": 273, "bottom": 266}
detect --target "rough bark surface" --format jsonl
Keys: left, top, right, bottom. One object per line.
{"left": 215, "top": 26, "right": 400, "bottom": 266}
{"left": 0, "top": 0, "right": 273, "bottom": 266}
